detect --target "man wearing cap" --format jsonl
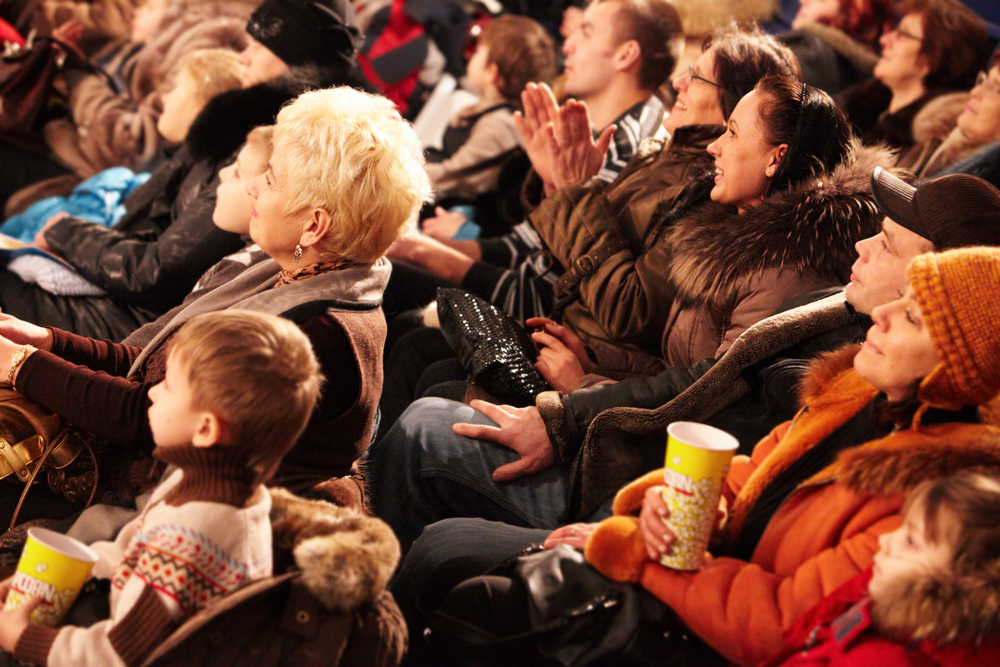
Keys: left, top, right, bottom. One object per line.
{"left": 371, "top": 170, "right": 1000, "bottom": 551}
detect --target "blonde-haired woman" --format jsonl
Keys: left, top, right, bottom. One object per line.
{"left": 0, "top": 87, "right": 431, "bottom": 525}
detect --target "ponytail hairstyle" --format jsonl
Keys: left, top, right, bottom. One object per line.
{"left": 754, "top": 75, "right": 853, "bottom": 193}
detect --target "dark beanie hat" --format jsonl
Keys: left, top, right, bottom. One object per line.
{"left": 247, "top": 0, "right": 362, "bottom": 69}
{"left": 870, "top": 167, "right": 1000, "bottom": 250}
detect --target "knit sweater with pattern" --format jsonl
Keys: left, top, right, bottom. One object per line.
{"left": 14, "top": 445, "right": 272, "bottom": 667}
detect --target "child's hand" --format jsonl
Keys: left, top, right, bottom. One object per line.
{"left": 0, "top": 577, "right": 43, "bottom": 654}
{"left": 32, "top": 212, "right": 71, "bottom": 253}
{"left": 422, "top": 207, "right": 468, "bottom": 241}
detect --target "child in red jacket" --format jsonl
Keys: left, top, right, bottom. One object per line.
{"left": 761, "top": 471, "right": 1000, "bottom": 667}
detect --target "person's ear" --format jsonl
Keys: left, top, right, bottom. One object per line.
{"left": 765, "top": 144, "right": 788, "bottom": 178}
{"left": 614, "top": 40, "right": 641, "bottom": 74}
{"left": 487, "top": 62, "right": 501, "bottom": 87}
{"left": 299, "top": 207, "right": 334, "bottom": 251}
{"left": 192, "top": 412, "right": 229, "bottom": 448}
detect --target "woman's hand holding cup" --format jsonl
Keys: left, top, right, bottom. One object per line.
{"left": 639, "top": 485, "right": 675, "bottom": 561}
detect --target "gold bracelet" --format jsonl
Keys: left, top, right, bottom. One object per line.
{"left": 6, "top": 345, "right": 32, "bottom": 386}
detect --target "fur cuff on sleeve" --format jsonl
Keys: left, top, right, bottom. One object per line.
{"left": 584, "top": 515, "right": 646, "bottom": 583}
{"left": 611, "top": 469, "right": 665, "bottom": 516}
{"left": 536, "top": 391, "right": 573, "bottom": 463}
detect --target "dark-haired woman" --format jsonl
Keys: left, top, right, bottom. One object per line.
{"left": 528, "top": 75, "right": 886, "bottom": 387}
{"left": 834, "top": 0, "right": 989, "bottom": 149}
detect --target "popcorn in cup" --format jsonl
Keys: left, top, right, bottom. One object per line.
{"left": 3, "top": 528, "right": 98, "bottom": 626}
{"left": 659, "top": 422, "right": 739, "bottom": 570}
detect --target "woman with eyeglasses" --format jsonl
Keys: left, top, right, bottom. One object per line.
{"left": 898, "top": 51, "right": 1000, "bottom": 179}
{"left": 834, "top": 0, "right": 989, "bottom": 150}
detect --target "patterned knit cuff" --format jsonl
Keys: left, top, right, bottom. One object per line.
{"left": 536, "top": 391, "right": 573, "bottom": 464}
{"left": 14, "top": 623, "right": 59, "bottom": 665}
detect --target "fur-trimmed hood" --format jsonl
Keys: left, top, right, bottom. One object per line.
{"left": 269, "top": 488, "right": 400, "bottom": 613}
{"left": 667, "top": 140, "right": 890, "bottom": 308}
{"left": 871, "top": 558, "right": 1000, "bottom": 646}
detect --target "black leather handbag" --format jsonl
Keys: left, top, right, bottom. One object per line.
{"left": 421, "top": 544, "right": 724, "bottom": 667}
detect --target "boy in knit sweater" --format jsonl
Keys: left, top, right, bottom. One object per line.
{"left": 0, "top": 309, "right": 324, "bottom": 666}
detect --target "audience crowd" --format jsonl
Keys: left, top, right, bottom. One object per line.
{"left": 0, "top": 0, "right": 999, "bottom": 665}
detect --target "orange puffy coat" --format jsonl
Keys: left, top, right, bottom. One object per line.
{"left": 585, "top": 345, "right": 1000, "bottom": 666}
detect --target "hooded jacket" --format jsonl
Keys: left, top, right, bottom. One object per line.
{"left": 584, "top": 345, "right": 1000, "bottom": 666}
{"left": 528, "top": 124, "right": 720, "bottom": 365}
{"left": 760, "top": 568, "right": 1000, "bottom": 667}
{"left": 0, "top": 70, "right": 370, "bottom": 342}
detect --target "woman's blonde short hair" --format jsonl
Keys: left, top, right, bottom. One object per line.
{"left": 272, "top": 87, "right": 432, "bottom": 264}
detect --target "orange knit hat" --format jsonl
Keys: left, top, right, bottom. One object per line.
{"left": 911, "top": 247, "right": 1000, "bottom": 410}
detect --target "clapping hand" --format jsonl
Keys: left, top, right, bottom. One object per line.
{"left": 514, "top": 83, "right": 562, "bottom": 195}
{"left": 547, "top": 99, "right": 614, "bottom": 190}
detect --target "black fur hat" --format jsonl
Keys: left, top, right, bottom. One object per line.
{"left": 246, "top": 0, "right": 362, "bottom": 69}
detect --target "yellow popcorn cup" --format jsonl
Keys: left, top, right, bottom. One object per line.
{"left": 3, "top": 528, "right": 98, "bottom": 626}
{"left": 659, "top": 422, "right": 739, "bottom": 571}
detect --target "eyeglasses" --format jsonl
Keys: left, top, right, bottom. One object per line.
{"left": 686, "top": 64, "right": 719, "bottom": 88}
{"left": 893, "top": 26, "right": 925, "bottom": 43}
{"left": 974, "top": 70, "right": 1000, "bottom": 97}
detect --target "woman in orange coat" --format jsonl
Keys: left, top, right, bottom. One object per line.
{"left": 584, "top": 245, "right": 1000, "bottom": 666}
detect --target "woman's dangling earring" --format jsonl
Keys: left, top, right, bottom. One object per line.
{"left": 294, "top": 244, "right": 303, "bottom": 263}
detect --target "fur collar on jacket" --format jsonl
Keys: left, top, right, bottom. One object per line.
{"left": 912, "top": 92, "right": 969, "bottom": 144}
{"left": 270, "top": 488, "right": 399, "bottom": 612}
{"left": 798, "top": 346, "right": 1000, "bottom": 495}
{"left": 185, "top": 65, "right": 373, "bottom": 164}
{"left": 725, "top": 344, "right": 1000, "bottom": 546}
{"left": 667, "top": 140, "right": 891, "bottom": 308}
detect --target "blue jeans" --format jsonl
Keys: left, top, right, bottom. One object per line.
{"left": 367, "top": 397, "right": 611, "bottom": 550}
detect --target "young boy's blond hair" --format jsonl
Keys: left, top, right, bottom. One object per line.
{"left": 167, "top": 310, "right": 324, "bottom": 483}
{"left": 170, "top": 48, "right": 245, "bottom": 106}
